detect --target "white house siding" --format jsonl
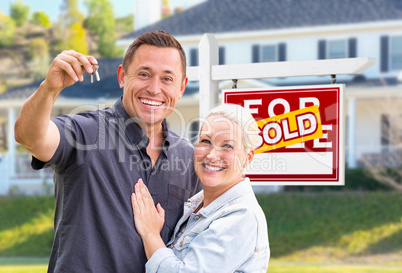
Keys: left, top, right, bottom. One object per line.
{"left": 354, "top": 99, "right": 382, "bottom": 156}
{"left": 166, "top": 99, "right": 200, "bottom": 141}
{"left": 345, "top": 88, "right": 402, "bottom": 166}
{"left": 3, "top": 2, "right": 402, "bottom": 194}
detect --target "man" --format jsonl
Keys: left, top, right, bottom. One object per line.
{"left": 14, "top": 30, "right": 202, "bottom": 273}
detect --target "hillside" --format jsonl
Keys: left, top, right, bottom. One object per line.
{"left": 0, "top": 192, "right": 401, "bottom": 265}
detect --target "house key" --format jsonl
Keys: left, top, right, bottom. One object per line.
{"left": 91, "top": 65, "right": 100, "bottom": 83}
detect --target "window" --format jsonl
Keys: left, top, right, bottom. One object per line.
{"left": 381, "top": 113, "right": 402, "bottom": 149}
{"left": 318, "top": 38, "right": 356, "bottom": 60}
{"left": 261, "top": 45, "right": 276, "bottom": 62}
{"left": 388, "top": 114, "right": 402, "bottom": 145}
{"left": 381, "top": 35, "right": 402, "bottom": 72}
{"left": 390, "top": 36, "right": 402, "bottom": 71}
{"left": 327, "top": 40, "right": 347, "bottom": 59}
{"left": 252, "top": 43, "right": 286, "bottom": 63}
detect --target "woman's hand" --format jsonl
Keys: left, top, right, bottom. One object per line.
{"left": 131, "top": 178, "right": 166, "bottom": 260}
{"left": 131, "top": 178, "right": 165, "bottom": 239}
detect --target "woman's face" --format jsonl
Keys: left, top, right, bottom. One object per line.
{"left": 194, "top": 115, "right": 254, "bottom": 191}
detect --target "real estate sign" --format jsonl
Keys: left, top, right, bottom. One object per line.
{"left": 223, "top": 84, "right": 345, "bottom": 185}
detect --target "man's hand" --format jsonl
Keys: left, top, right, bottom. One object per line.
{"left": 42, "top": 50, "right": 98, "bottom": 93}
{"left": 14, "top": 50, "right": 98, "bottom": 162}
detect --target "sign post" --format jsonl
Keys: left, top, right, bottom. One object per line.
{"left": 185, "top": 33, "right": 375, "bottom": 185}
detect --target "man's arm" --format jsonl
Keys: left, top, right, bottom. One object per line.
{"left": 14, "top": 50, "right": 97, "bottom": 162}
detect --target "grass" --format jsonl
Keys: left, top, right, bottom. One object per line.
{"left": 0, "top": 258, "right": 48, "bottom": 273}
{"left": 0, "top": 192, "right": 401, "bottom": 270}
{"left": 0, "top": 259, "right": 401, "bottom": 273}
{"left": 0, "top": 196, "right": 54, "bottom": 256}
{"left": 268, "top": 262, "right": 402, "bottom": 273}
{"left": 0, "top": 265, "right": 47, "bottom": 273}
{"left": 256, "top": 191, "right": 402, "bottom": 265}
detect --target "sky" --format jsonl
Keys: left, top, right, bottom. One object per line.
{"left": 0, "top": 0, "right": 206, "bottom": 22}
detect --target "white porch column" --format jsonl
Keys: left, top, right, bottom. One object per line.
{"left": 8, "top": 107, "right": 16, "bottom": 176}
{"left": 347, "top": 97, "right": 357, "bottom": 168}
{"left": 199, "top": 34, "right": 219, "bottom": 119}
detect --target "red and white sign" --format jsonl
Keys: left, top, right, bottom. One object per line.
{"left": 223, "top": 84, "right": 345, "bottom": 185}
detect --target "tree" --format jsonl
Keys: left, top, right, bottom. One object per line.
{"left": 0, "top": 78, "right": 6, "bottom": 94}
{"left": 0, "top": 11, "right": 16, "bottom": 47}
{"left": 66, "top": 23, "right": 88, "bottom": 54}
{"left": 31, "top": 11, "right": 51, "bottom": 28}
{"left": 61, "top": 0, "right": 85, "bottom": 27}
{"left": 27, "top": 38, "right": 51, "bottom": 80}
{"left": 162, "top": 0, "right": 171, "bottom": 19}
{"left": 28, "top": 38, "right": 49, "bottom": 59}
{"left": 115, "top": 15, "right": 134, "bottom": 34}
{"left": 10, "top": 0, "right": 30, "bottom": 27}
{"left": 58, "top": 0, "right": 88, "bottom": 54}
{"left": 85, "top": 0, "right": 124, "bottom": 58}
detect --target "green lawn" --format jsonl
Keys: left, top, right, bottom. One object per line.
{"left": 0, "top": 258, "right": 48, "bottom": 273}
{"left": 268, "top": 262, "right": 402, "bottom": 273}
{"left": 0, "top": 259, "right": 401, "bottom": 273}
{"left": 0, "top": 196, "right": 54, "bottom": 257}
{"left": 256, "top": 191, "right": 402, "bottom": 265}
{"left": 0, "top": 265, "right": 47, "bottom": 273}
{"left": 1, "top": 192, "right": 401, "bottom": 268}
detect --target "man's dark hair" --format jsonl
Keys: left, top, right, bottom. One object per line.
{"left": 122, "top": 30, "right": 187, "bottom": 79}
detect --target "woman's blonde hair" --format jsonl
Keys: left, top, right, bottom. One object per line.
{"left": 204, "top": 103, "right": 260, "bottom": 153}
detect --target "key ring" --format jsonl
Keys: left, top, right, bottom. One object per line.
{"left": 91, "top": 65, "right": 100, "bottom": 83}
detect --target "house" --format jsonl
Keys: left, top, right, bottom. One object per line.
{"left": 0, "top": 59, "right": 124, "bottom": 195}
{"left": 0, "top": 57, "right": 199, "bottom": 195}
{"left": 1, "top": 0, "right": 402, "bottom": 194}
{"left": 119, "top": 0, "right": 402, "bottom": 169}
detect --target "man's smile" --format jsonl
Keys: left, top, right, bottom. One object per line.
{"left": 140, "top": 98, "right": 164, "bottom": 107}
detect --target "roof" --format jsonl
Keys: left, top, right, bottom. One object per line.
{"left": 264, "top": 76, "right": 402, "bottom": 88}
{"left": 124, "top": 0, "right": 402, "bottom": 38}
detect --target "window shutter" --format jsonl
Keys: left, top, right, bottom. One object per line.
{"left": 318, "top": 40, "right": 326, "bottom": 59}
{"left": 252, "top": 45, "right": 260, "bottom": 63}
{"left": 381, "top": 114, "right": 390, "bottom": 145}
{"left": 380, "top": 36, "right": 389, "bottom": 72}
{"left": 189, "top": 121, "right": 200, "bottom": 145}
{"left": 190, "top": 48, "right": 198, "bottom": 66}
{"left": 278, "top": 43, "right": 286, "bottom": 62}
{"left": 348, "top": 38, "right": 357, "bottom": 58}
{"left": 219, "top": 46, "right": 225, "bottom": 65}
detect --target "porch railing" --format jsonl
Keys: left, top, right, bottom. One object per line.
{"left": 358, "top": 148, "right": 402, "bottom": 168}
{"left": 0, "top": 152, "right": 53, "bottom": 179}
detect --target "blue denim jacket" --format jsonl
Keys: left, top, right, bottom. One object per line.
{"left": 146, "top": 178, "right": 270, "bottom": 273}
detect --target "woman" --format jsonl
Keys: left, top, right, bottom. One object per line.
{"left": 131, "top": 104, "right": 269, "bottom": 272}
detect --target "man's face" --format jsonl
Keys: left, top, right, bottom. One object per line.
{"left": 118, "top": 45, "right": 188, "bottom": 128}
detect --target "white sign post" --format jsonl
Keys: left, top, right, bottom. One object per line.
{"left": 187, "top": 33, "right": 376, "bottom": 185}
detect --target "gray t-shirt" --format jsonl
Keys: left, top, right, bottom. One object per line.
{"left": 32, "top": 98, "right": 202, "bottom": 273}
